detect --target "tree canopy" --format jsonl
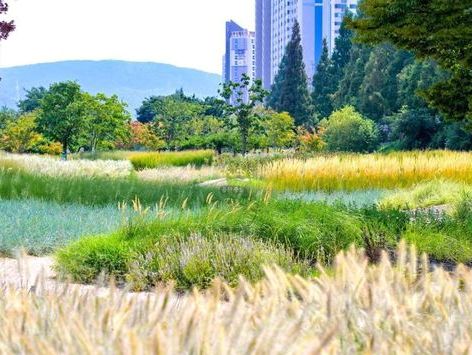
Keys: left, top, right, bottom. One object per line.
{"left": 348, "top": 0, "right": 472, "bottom": 122}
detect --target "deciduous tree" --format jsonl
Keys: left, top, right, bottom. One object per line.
{"left": 37, "top": 82, "right": 87, "bottom": 159}
{"left": 220, "top": 74, "right": 267, "bottom": 154}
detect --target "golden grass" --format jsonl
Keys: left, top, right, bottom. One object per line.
{"left": 259, "top": 150, "right": 472, "bottom": 191}
{"left": 2, "top": 243, "right": 472, "bottom": 353}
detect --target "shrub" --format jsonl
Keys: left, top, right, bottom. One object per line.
{"left": 0, "top": 112, "right": 44, "bottom": 153}
{"left": 126, "top": 233, "right": 307, "bottom": 291}
{"left": 56, "top": 234, "right": 133, "bottom": 283}
{"left": 129, "top": 150, "right": 215, "bottom": 170}
{"left": 296, "top": 126, "right": 326, "bottom": 153}
{"left": 320, "top": 106, "right": 379, "bottom": 153}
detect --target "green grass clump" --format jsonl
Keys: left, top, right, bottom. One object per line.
{"left": 380, "top": 180, "right": 472, "bottom": 210}
{"left": 56, "top": 200, "right": 362, "bottom": 289}
{"left": 129, "top": 150, "right": 214, "bottom": 170}
{"left": 0, "top": 167, "right": 252, "bottom": 207}
{"left": 403, "top": 197, "right": 472, "bottom": 264}
{"left": 0, "top": 199, "right": 125, "bottom": 256}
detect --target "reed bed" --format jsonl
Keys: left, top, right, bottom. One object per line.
{"left": 129, "top": 150, "right": 215, "bottom": 170}
{"left": 259, "top": 151, "right": 472, "bottom": 191}
{"left": 2, "top": 244, "right": 472, "bottom": 353}
{"left": 0, "top": 152, "right": 132, "bottom": 178}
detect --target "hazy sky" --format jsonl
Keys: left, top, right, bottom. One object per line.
{"left": 0, "top": 0, "right": 255, "bottom": 74}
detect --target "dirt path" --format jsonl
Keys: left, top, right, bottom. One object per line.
{"left": 0, "top": 256, "right": 55, "bottom": 289}
{"left": 0, "top": 256, "right": 185, "bottom": 307}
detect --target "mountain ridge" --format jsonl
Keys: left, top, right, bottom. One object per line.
{"left": 0, "top": 60, "right": 222, "bottom": 113}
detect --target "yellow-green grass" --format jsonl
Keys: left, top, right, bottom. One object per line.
{"left": 259, "top": 151, "right": 472, "bottom": 191}
{"left": 129, "top": 150, "right": 215, "bottom": 170}
{"left": 4, "top": 246, "right": 472, "bottom": 353}
{"left": 380, "top": 179, "right": 472, "bottom": 210}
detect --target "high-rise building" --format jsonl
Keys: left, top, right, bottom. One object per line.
{"left": 255, "top": 0, "right": 358, "bottom": 87}
{"left": 301, "top": 0, "right": 331, "bottom": 81}
{"left": 223, "top": 21, "right": 256, "bottom": 104}
{"left": 224, "top": 20, "right": 244, "bottom": 84}
{"left": 256, "top": 0, "right": 272, "bottom": 89}
{"left": 329, "top": 0, "right": 358, "bottom": 52}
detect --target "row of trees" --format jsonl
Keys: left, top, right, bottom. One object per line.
{"left": 266, "top": 4, "right": 472, "bottom": 151}
{"left": 1, "top": 0, "right": 469, "bottom": 156}
{"left": 0, "top": 82, "right": 131, "bottom": 157}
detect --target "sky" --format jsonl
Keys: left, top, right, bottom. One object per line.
{"left": 0, "top": 0, "right": 255, "bottom": 74}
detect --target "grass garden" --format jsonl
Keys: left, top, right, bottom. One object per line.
{"left": 1, "top": 149, "right": 472, "bottom": 352}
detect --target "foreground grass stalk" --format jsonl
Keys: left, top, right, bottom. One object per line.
{"left": 2, "top": 245, "right": 472, "bottom": 353}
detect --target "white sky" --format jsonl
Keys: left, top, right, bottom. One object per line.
{"left": 0, "top": 0, "right": 255, "bottom": 74}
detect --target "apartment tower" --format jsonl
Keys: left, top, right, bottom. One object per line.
{"left": 222, "top": 21, "right": 256, "bottom": 104}
{"left": 255, "top": 0, "right": 358, "bottom": 87}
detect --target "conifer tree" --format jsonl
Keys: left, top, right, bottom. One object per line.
{"left": 333, "top": 43, "right": 372, "bottom": 109}
{"left": 267, "top": 21, "right": 312, "bottom": 127}
{"left": 312, "top": 39, "right": 335, "bottom": 119}
{"left": 331, "top": 13, "right": 354, "bottom": 78}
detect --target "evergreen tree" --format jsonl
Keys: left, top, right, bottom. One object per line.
{"left": 267, "top": 21, "right": 312, "bottom": 127}
{"left": 312, "top": 39, "right": 336, "bottom": 119}
{"left": 333, "top": 43, "right": 372, "bottom": 109}
{"left": 358, "top": 45, "right": 398, "bottom": 121}
{"left": 355, "top": 45, "right": 412, "bottom": 121}
{"left": 331, "top": 13, "right": 354, "bottom": 79}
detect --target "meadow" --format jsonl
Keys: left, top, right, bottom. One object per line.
{"left": 1, "top": 149, "right": 472, "bottom": 352}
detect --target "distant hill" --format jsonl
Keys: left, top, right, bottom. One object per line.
{"left": 0, "top": 60, "right": 221, "bottom": 113}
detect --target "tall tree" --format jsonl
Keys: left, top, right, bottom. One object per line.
{"left": 312, "top": 39, "right": 336, "bottom": 119}
{"left": 331, "top": 13, "right": 354, "bottom": 79}
{"left": 18, "top": 87, "right": 48, "bottom": 113}
{"left": 267, "top": 21, "right": 312, "bottom": 127}
{"left": 37, "top": 82, "right": 87, "bottom": 159}
{"left": 357, "top": 45, "right": 410, "bottom": 121}
{"left": 348, "top": 0, "right": 472, "bottom": 122}
{"left": 333, "top": 43, "right": 372, "bottom": 109}
{"left": 80, "top": 93, "right": 131, "bottom": 152}
{"left": 220, "top": 74, "right": 267, "bottom": 154}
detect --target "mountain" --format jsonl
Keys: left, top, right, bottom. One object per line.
{"left": 0, "top": 60, "right": 222, "bottom": 113}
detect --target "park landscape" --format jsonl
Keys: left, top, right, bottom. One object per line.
{"left": 0, "top": 0, "right": 472, "bottom": 354}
